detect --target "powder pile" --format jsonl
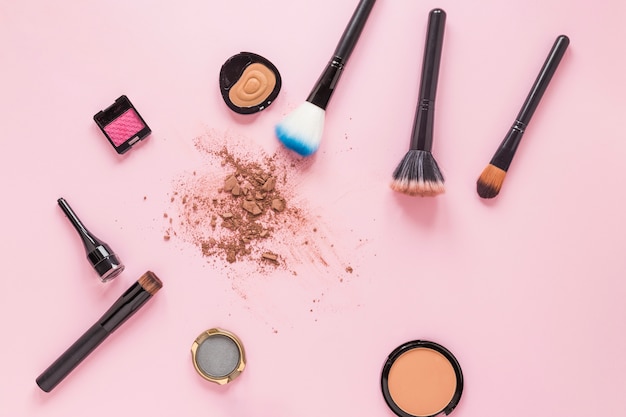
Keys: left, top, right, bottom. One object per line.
{"left": 164, "top": 132, "right": 324, "bottom": 272}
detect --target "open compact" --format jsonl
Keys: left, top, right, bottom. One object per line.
{"left": 219, "top": 52, "right": 281, "bottom": 114}
{"left": 381, "top": 340, "right": 463, "bottom": 417}
{"left": 93, "top": 95, "right": 151, "bottom": 154}
{"left": 191, "top": 328, "right": 246, "bottom": 385}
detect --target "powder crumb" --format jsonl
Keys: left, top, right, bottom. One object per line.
{"left": 346, "top": 266, "right": 353, "bottom": 273}
{"left": 224, "top": 175, "right": 238, "bottom": 192}
{"left": 262, "top": 252, "right": 279, "bottom": 263}
{"left": 262, "top": 177, "right": 276, "bottom": 192}
{"left": 271, "top": 198, "right": 286, "bottom": 212}
{"left": 242, "top": 200, "right": 262, "bottom": 215}
{"left": 262, "top": 252, "right": 277, "bottom": 260}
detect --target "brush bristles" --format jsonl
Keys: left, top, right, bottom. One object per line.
{"left": 138, "top": 271, "right": 163, "bottom": 295}
{"left": 390, "top": 149, "right": 445, "bottom": 196}
{"left": 476, "top": 164, "right": 506, "bottom": 199}
{"left": 275, "top": 101, "right": 325, "bottom": 156}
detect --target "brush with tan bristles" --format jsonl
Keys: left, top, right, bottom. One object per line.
{"left": 391, "top": 8, "right": 447, "bottom": 197}
{"left": 477, "top": 35, "right": 570, "bottom": 199}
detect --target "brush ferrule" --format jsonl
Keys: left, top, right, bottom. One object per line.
{"left": 490, "top": 124, "right": 525, "bottom": 171}
{"left": 306, "top": 57, "right": 345, "bottom": 110}
{"left": 409, "top": 98, "right": 435, "bottom": 151}
{"left": 98, "top": 281, "right": 152, "bottom": 333}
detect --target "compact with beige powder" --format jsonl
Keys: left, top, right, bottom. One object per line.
{"left": 219, "top": 52, "right": 282, "bottom": 114}
{"left": 381, "top": 340, "right": 463, "bottom": 417}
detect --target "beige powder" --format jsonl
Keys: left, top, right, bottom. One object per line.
{"left": 228, "top": 63, "right": 277, "bottom": 108}
{"left": 387, "top": 348, "right": 457, "bottom": 416}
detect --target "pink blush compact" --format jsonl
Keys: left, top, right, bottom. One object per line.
{"left": 94, "top": 95, "right": 151, "bottom": 154}
{"left": 103, "top": 108, "right": 144, "bottom": 146}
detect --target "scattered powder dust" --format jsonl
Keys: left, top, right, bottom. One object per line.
{"left": 163, "top": 130, "right": 355, "bottom": 283}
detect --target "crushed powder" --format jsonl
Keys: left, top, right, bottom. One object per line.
{"left": 163, "top": 131, "right": 350, "bottom": 277}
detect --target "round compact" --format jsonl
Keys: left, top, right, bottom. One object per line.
{"left": 191, "top": 328, "right": 246, "bottom": 385}
{"left": 381, "top": 340, "right": 463, "bottom": 417}
{"left": 219, "top": 52, "right": 282, "bottom": 114}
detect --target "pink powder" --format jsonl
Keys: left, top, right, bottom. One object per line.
{"left": 103, "top": 109, "right": 144, "bottom": 146}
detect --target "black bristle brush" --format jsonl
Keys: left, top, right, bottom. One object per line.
{"left": 391, "top": 8, "right": 447, "bottom": 197}
{"left": 477, "top": 34, "right": 570, "bottom": 199}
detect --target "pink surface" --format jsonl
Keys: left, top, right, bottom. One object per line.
{"left": 1, "top": 0, "right": 625, "bottom": 416}
{"left": 103, "top": 108, "right": 144, "bottom": 146}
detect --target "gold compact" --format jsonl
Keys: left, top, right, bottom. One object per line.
{"left": 219, "top": 52, "right": 282, "bottom": 114}
{"left": 191, "top": 328, "right": 246, "bottom": 385}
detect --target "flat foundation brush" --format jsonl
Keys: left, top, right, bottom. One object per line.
{"left": 36, "top": 271, "right": 163, "bottom": 392}
{"left": 275, "top": 0, "right": 377, "bottom": 156}
{"left": 391, "top": 8, "right": 447, "bottom": 197}
{"left": 477, "top": 34, "right": 570, "bottom": 199}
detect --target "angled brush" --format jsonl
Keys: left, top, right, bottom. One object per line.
{"left": 275, "top": 0, "right": 377, "bottom": 156}
{"left": 391, "top": 8, "right": 447, "bottom": 197}
{"left": 477, "top": 34, "right": 570, "bottom": 199}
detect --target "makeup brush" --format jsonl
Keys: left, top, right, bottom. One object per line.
{"left": 477, "top": 35, "right": 570, "bottom": 199}
{"left": 390, "top": 8, "right": 447, "bottom": 197}
{"left": 58, "top": 197, "right": 124, "bottom": 282}
{"left": 275, "top": 0, "right": 377, "bottom": 156}
{"left": 36, "top": 271, "right": 163, "bottom": 392}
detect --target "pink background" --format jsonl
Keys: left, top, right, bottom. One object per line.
{"left": 2, "top": 0, "right": 625, "bottom": 416}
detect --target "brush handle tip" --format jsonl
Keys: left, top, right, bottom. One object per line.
{"left": 557, "top": 34, "right": 570, "bottom": 44}
{"left": 430, "top": 8, "right": 446, "bottom": 16}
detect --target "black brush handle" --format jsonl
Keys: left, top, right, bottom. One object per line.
{"left": 36, "top": 323, "right": 109, "bottom": 392}
{"left": 35, "top": 280, "right": 156, "bottom": 392}
{"left": 410, "top": 8, "right": 446, "bottom": 152}
{"left": 334, "top": 0, "right": 377, "bottom": 60}
{"left": 490, "top": 35, "right": 570, "bottom": 170}
{"left": 307, "top": 0, "right": 376, "bottom": 109}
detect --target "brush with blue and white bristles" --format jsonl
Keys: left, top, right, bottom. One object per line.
{"left": 275, "top": 0, "right": 377, "bottom": 156}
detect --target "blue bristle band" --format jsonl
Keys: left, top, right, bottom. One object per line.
{"left": 275, "top": 126, "right": 318, "bottom": 156}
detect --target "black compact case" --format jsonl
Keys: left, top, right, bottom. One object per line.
{"left": 93, "top": 95, "right": 152, "bottom": 154}
{"left": 219, "top": 52, "right": 282, "bottom": 114}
